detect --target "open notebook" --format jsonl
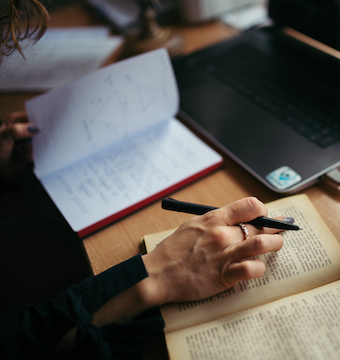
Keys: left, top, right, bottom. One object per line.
{"left": 26, "top": 49, "right": 223, "bottom": 237}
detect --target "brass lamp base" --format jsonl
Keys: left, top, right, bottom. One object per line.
{"left": 123, "top": 27, "right": 183, "bottom": 58}
{"left": 120, "top": 6, "right": 184, "bottom": 59}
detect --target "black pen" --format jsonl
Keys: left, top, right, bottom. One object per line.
{"left": 161, "top": 198, "right": 302, "bottom": 231}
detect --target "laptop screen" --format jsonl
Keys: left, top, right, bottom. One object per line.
{"left": 269, "top": 0, "right": 340, "bottom": 50}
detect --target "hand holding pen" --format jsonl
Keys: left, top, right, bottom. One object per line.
{"left": 162, "top": 197, "right": 302, "bottom": 239}
{"left": 142, "top": 197, "right": 285, "bottom": 303}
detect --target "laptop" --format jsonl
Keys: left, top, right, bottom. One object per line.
{"left": 172, "top": 0, "right": 340, "bottom": 193}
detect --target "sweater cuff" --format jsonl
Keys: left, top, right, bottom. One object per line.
{"left": 75, "top": 307, "right": 164, "bottom": 360}
{"left": 81, "top": 254, "right": 148, "bottom": 315}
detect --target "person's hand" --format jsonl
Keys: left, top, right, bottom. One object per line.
{"left": 141, "top": 197, "right": 284, "bottom": 306}
{"left": 89, "top": 197, "right": 285, "bottom": 331}
{"left": 0, "top": 111, "right": 40, "bottom": 178}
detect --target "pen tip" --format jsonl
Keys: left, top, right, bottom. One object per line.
{"left": 299, "top": 227, "right": 303, "bottom": 230}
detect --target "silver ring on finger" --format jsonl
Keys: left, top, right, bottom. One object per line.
{"left": 238, "top": 222, "right": 249, "bottom": 240}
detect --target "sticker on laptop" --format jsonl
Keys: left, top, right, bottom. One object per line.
{"left": 266, "top": 166, "right": 302, "bottom": 190}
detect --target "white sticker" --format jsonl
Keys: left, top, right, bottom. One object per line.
{"left": 266, "top": 166, "right": 302, "bottom": 190}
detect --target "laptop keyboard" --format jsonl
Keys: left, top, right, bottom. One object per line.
{"left": 192, "top": 43, "right": 340, "bottom": 148}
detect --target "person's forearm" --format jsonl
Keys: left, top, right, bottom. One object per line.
{"left": 56, "top": 283, "right": 153, "bottom": 353}
{"left": 56, "top": 260, "right": 163, "bottom": 354}
{"left": 91, "top": 270, "right": 161, "bottom": 327}
{"left": 57, "top": 197, "right": 285, "bottom": 354}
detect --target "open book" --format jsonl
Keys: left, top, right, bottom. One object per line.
{"left": 143, "top": 194, "right": 340, "bottom": 359}
{"left": 25, "top": 49, "right": 223, "bottom": 237}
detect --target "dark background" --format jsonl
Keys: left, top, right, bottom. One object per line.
{"left": 0, "top": 165, "right": 93, "bottom": 315}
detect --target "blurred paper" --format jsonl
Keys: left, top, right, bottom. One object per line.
{"left": 0, "top": 27, "right": 123, "bottom": 92}
{"left": 220, "top": 3, "right": 269, "bottom": 31}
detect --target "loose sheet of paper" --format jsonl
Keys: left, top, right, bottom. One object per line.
{"left": 0, "top": 27, "right": 123, "bottom": 92}
{"left": 26, "top": 48, "right": 179, "bottom": 179}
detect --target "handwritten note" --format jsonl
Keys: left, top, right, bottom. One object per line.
{"left": 41, "top": 120, "right": 221, "bottom": 232}
{"left": 25, "top": 49, "right": 222, "bottom": 234}
{"left": 26, "top": 49, "right": 178, "bottom": 179}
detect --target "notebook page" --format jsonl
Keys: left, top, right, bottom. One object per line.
{"left": 26, "top": 48, "right": 178, "bottom": 179}
{"left": 39, "top": 119, "right": 223, "bottom": 233}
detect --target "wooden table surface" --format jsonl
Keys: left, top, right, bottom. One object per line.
{"left": 2, "top": 2, "right": 340, "bottom": 359}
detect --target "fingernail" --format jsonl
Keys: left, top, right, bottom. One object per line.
{"left": 283, "top": 217, "right": 295, "bottom": 224}
{"left": 27, "top": 125, "right": 41, "bottom": 134}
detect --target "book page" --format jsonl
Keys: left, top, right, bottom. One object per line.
{"left": 39, "top": 119, "right": 222, "bottom": 233}
{"left": 144, "top": 194, "right": 340, "bottom": 332}
{"left": 144, "top": 228, "right": 176, "bottom": 253}
{"left": 26, "top": 48, "right": 178, "bottom": 179}
{"left": 166, "top": 279, "right": 340, "bottom": 360}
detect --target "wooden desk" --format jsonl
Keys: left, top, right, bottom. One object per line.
{"left": 3, "top": 2, "right": 340, "bottom": 359}
{"left": 40, "top": 3, "right": 340, "bottom": 275}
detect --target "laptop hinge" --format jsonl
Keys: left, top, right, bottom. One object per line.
{"left": 283, "top": 27, "right": 340, "bottom": 60}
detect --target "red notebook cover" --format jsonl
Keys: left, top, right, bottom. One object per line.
{"left": 78, "top": 160, "right": 223, "bottom": 237}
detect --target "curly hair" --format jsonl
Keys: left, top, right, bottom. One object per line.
{"left": 0, "top": 0, "right": 49, "bottom": 59}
